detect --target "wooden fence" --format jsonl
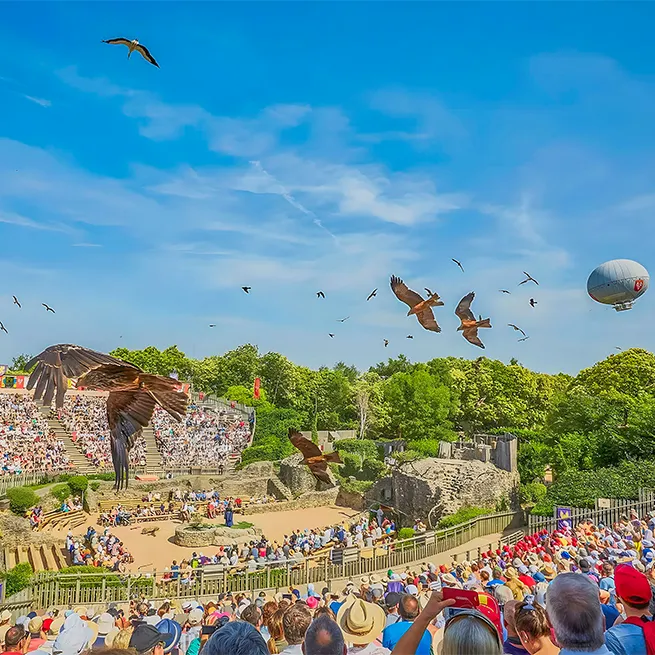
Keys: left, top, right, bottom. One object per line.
{"left": 527, "top": 488, "right": 655, "bottom": 534}
{"left": 0, "top": 472, "right": 51, "bottom": 495}
{"left": 5, "top": 510, "right": 523, "bottom": 611}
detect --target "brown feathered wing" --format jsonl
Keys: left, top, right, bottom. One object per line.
{"left": 455, "top": 293, "right": 485, "bottom": 349}
{"left": 288, "top": 429, "right": 342, "bottom": 485}
{"left": 390, "top": 275, "right": 441, "bottom": 333}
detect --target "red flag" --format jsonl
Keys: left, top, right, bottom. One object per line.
{"left": 253, "top": 377, "right": 261, "bottom": 400}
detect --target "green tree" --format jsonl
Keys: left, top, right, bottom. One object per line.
{"left": 9, "top": 354, "right": 34, "bottom": 373}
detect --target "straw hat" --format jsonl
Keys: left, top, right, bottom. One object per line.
{"left": 85, "top": 619, "right": 99, "bottom": 647}
{"left": 49, "top": 617, "right": 65, "bottom": 636}
{"left": 504, "top": 567, "right": 519, "bottom": 580}
{"left": 336, "top": 595, "right": 385, "bottom": 645}
{"left": 104, "top": 628, "right": 120, "bottom": 648}
{"left": 541, "top": 564, "right": 556, "bottom": 581}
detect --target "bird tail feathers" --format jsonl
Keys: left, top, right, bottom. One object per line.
{"left": 324, "top": 451, "right": 343, "bottom": 464}
{"left": 477, "top": 319, "right": 492, "bottom": 328}
{"left": 141, "top": 374, "right": 188, "bottom": 421}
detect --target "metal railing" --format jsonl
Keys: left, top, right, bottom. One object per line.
{"left": 4, "top": 510, "right": 523, "bottom": 611}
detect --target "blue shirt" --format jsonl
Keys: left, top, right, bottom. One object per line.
{"left": 382, "top": 621, "right": 431, "bottom": 655}
{"left": 503, "top": 637, "right": 528, "bottom": 655}
{"left": 605, "top": 621, "right": 648, "bottom": 655}
{"left": 601, "top": 604, "right": 620, "bottom": 629}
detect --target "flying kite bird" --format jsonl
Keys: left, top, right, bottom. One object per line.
{"left": 316, "top": 291, "right": 325, "bottom": 299}
{"left": 406, "top": 335, "right": 413, "bottom": 339}
{"left": 384, "top": 339, "right": 389, "bottom": 348}
{"left": 390, "top": 275, "right": 443, "bottom": 333}
{"left": 518, "top": 336, "right": 530, "bottom": 342}
{"left": 288, "top": 428, "right": 342, "bottom": 485}
{"left": 25, "top": 344, "right": 188, "bottom": 490}
{"left": 209, "top": 324, "right": 216, "bottom": 328}
{"left": 42, "top": 303, "right": 55, "bottom": 313}
{"left": 452, "top": 259, "right": 465, "bottom": 273}
{"left": 241, "top": 286, "right": 251, "bottom": 294}
{"left": 102, "top": 38, "right": 160, "bottom": 68}
{"left": 328, "top": 333, "right": 335, "bottom": 338}
{"left": 0, "top": 322, "right": 7, "bottom": 334}
{"left": 337, "top": 317, "right": 350, "bottom": 323}
{"left": 519, "top": 272, "right": 539, "bottom": 286}
{"left": 530, "top": 298, "right": 538, "bottom": 308}
{"left": 499, "top": 290, "right": 511, "bottom": 294}
{"left": 366, "top": 289, "right": 378, "bottom": 301}
{"left": 455, "top": 292, "right": 492, "bottom": 349}
{"left": 508, "top": 323, "right": 526, "bottom": 337}
{"left": 12, "top": 296, "right": 20, "bottom": 308}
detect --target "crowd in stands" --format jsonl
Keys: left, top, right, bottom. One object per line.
{"left": 66, "top": 526, "right": 134, "bottom": 569}
{"left": 7, "top": 510, "right": 655, "bottom": 654}
{"left": 153, "top": 404, "right": 251, "bottom": 468}
{"left": 58, "top": 395, "right": 148, "bottom": 468}
{"left": 0, "top": 393, "right": 70, "bottom": 474}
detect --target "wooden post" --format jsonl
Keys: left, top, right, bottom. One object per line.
{"left": 75, "top": 575, "right": 81, "bottom": 604}
{"left": 101, "top": 575, "right": 107, "bottom": 604}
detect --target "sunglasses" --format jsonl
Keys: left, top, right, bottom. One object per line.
{"left": 445, "top": 610, "right": 502, "bottom": 648}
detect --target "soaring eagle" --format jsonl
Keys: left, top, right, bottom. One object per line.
{"left": 26, "top": 344, "right": 188, "bottom": 490}
{"left": 102, "top": 38, "right": 160, "bottom": 68}
{"left": 455, "top": 292, "right": 492, "bottom": 349}
{"left": 390, "top": 275, "right": 443, "bottom": 333}
{"left": 288, "top": 429, "right": 342, "bottom": 486}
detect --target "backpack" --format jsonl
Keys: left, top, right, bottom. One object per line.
{"left": 624, "top": 616, "right": 655, "bottom": 655}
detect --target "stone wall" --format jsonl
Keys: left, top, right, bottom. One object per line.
{"left": 368, "top": 458, "right": 519, "bottom": 527}
{"left": 173, "top": 524, "right": 259, "bottom": 547}
{"left": 243, "top": 487, "right": 340, "bottom": 515}
{"left": 279, "top": 453, "right": 322, "bottom": 496}
{"left": 336, "top": 488, "right": 366, "bottom": 511}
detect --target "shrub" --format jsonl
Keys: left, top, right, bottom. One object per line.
{"left": 6, "top": 487, "right": 39, "bottom": 515}
{"left": 51, "top": 484, "right": 70, "bottom": 504}
{"left": 438, "top": 506, "right": 490, "bottom": 529}
{"left": 90, "top": 481, "right": 100, "bottom": 492}
{"left": 360, "top": 458, "right": 388, "bottom": 481}
{"left": 337, "top": 477, "right": 374, "bottom": 494}
{"left": 4, "top": 562, "right": 33, "bottom": 596}
{"left": 397, "top": 527, "right": 415, "bottom": 540}
{"left": 531, "top": 498, "right": 555, "bottom": 516}
{"left": 340, "top": 453, "right": 363, "bottom": 479}
{"left": 406, "top": 439, "right": 440, "bottom": 458}
{"left": 55, "top": 566, "right": 150, "bottom": 590}
{"left": 334, "top": 439, "right": 380, "bottom": 461}
{"left": 87, "top": 473, "right": 116, "bottom": 481}
{"left": 519, "top": 482, "right": 547, "bottom": 505}
{"left": 66, "top": 476, "right": 88, "bottom": 497}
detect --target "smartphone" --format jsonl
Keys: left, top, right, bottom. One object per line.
{"left": 442, "top": 587, "right": 480, "bottom": 609}
{"left": 201, "top": 626, "right": 217, "bottom": 636}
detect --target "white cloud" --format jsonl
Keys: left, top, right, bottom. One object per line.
{"left": 23, "top": 95, "right": 51, "bottom": 108}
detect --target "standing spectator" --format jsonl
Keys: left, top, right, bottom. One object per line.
{"left": 281, "top": 605, "right": 312, "bottom": 655}
{"left": 266, "top": 608, "right": 288, "bottom": 654}
{"left": 382, "top": 595, "right": 431, "bottom": 655}
{"left": 384, "top": 594, "right": 402, "bottom": 629}
{"left": 605, "top": 564, "right": 653, "bottom": 655}
{"left": 546, "top": 573, "right": 612, "bottom": 654}
{"left": 129, "top": 623, "right": 172, "bottom": 655}
{"left": 336, "top": 597, "right": 389, "bottom": 654}
{"left": 302, "top": 616, "right": 346, "bottom": 655}
{"left": 514, "top": 601, "right": 559, "bottom": 655}
{"left": 241, "top": 605, "right": 263, "bottom": 632}
{"left": 503, "top": 601, "right": 529, "bottom": 655}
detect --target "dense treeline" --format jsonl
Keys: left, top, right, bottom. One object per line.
{"left": 13, "top": 345, "right": 655, "bottom": 510}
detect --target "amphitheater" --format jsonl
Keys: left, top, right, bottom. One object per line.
{"left": 0, "top": 386, "right": 529, "bottom": 614}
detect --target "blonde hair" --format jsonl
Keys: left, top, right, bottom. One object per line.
{"left": 112, "top": 627, "right": 134, "bottom": 650}
{"left": 442, "top": 614, "right": 502, "bottom": 655}
{"left": 515, "top": 601, "right": 550, "bottom": 640}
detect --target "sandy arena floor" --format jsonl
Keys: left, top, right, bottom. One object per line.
{"left": 60, "top": 506, "right": 360, "bottom": 571}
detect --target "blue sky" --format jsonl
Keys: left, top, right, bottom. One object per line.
{"left": 1, "top": 2, "right": 655, "bottom": 375}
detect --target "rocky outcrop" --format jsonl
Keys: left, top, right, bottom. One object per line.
{"left": 173, "top": 524, "right": 259, "bottom": 547}
{"left": 278, "top": 453, "right": 338, "bottom": 497}
{"left": 369, "top": 458, "right": 518, "bottom": 526}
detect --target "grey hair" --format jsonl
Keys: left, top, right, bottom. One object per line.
{"left": 203, "top": 621, "right": 268, "bottom": 655}
{"left": 493, "top": 584, "right": 514, "bottom": 607}
{"left": 546, "top": 572, "right": 604, "bottom": 651}
{"left": 302, "top": 616, "right": 345, "bottom": 655}
{"left": 442, "top": 614, "right": 502, "bottom": 655}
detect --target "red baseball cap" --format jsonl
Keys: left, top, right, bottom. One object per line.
{"left": 615, "top": 564, "right": 652, "bottom": 605}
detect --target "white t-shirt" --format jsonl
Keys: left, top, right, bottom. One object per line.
{"left": 348, "top": 644, "right": 391, "bottom": 655}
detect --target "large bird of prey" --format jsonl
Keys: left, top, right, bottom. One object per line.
{"left": 42, "top": 303, "right": 55, "bottom": 313}
{"left": 12, "top": 296, "right": 20, "bottom": 308}
{"left": 455, "top": 292, "right": 491, "bottom": 349}
{"left": 26, "top": 345, "right": 188, "bottom": 490}
{"left": 288, "top": 429, "right": 342, "bottom": 485}
{"left": 102, "top": 38, "right": 160, "bottom": 68}
{"left": 519, "top": 271, "right": 539, "bottom": 286}
{"left": 242, "top": 286, "right": 251, "bottom": 294}
{"left": 390, "top": 275, "right": 443, "bottom": 333}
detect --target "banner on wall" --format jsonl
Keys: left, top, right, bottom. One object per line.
{"left": 0, "top": 375, "right": 26, "bottom": 389}
{"left": 555, "top": 506, "right": 572, "bottom": 530}
{"left": 253, "top": 377, "right": 261, "bottom": 400}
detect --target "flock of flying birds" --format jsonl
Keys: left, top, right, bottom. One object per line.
{"left": 0, "top": 297, "right": 56, "bottom": 335}
{"left": 211, "top": 265, "right": 540, "bottom": 350}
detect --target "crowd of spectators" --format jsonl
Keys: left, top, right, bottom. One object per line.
{"left": 153, "top": 404, "right": 251, "bottom": 468}
{"left": 57, "top": 396, "right": 147, "bottom": 468}
{"left": 6, "top": 510, "right": 655, "bottom": 654}
{"left": 0, "top": 393, "right": 70, "bottom": 474}
{"left": 66, "top": 526, "right": 134, "bottom": 569}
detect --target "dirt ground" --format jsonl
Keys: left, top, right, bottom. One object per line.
{"left": 56, "top": 505, "right": 360, "bottom": 572}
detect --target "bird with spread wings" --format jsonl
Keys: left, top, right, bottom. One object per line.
{"left": 102, "top": 38, "right": 160, "bottom": 68}
{"left": 455, "top": 292, "right": 492, "bottom": 349}
{"left": 288, "top": 429, "right": 342, "bottom": 486}
{"left": 26, "top": 344, "right": 188, "bottom": 490}
{"left": 390, "top": 275, "right": 443, "bottom": 333}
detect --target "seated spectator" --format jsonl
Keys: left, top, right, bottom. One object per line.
{"left": 514, "top": 601, "right": 559, "bottom": 655}
{"left": 336, "top": 596, "right": 389, "bottom": 654}
{"left": 303, "top": 615, "right": 346, "bottom": 655}
{"left": 281, "top": 604, "right": 312, "bottom": 655}
{"left": 547, "top": 573, "right": 611, "bottom": 654}
{"left": 605, "top": 564, "right": 653, "bottom": 655}
{"left": 203, "top": 622, "right": 268, "bottom": 655}
{"left": 382, "top": 595, "right": 431, "bottom": 655}
{"left": 129, "top": 623, "right": 172, "bottom": 655}
{"left": 502, "top": 600, "right": 529, "bottom": 655}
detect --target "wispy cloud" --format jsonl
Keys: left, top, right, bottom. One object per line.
{"left": 0, "top": 209, "right": 70, "bottom": 233}
{"left": 71, "top": 242, "right": 101, "bottom": 248}
{"left": 23, "top": 95, "right": 51, "bottom": 108}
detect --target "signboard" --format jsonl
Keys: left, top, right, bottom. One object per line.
{"left": 555, "top": 506, "right": 572, "bottom": 530}
{"left": 596, "top": 498, "right": 611, "bottom": 510}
